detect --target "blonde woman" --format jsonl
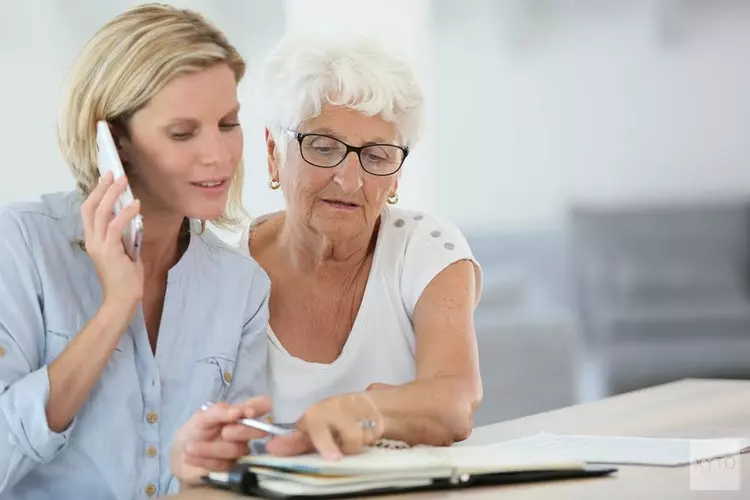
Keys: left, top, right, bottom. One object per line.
{"left": 0, "top": 4, "right": 271, "bottom": 498}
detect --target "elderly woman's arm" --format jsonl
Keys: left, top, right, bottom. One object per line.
{"left": 364, "top": 259, "right": 482, "bottom": 445}
{"left": 265, "top": 259, "right": 481, "bottom": 459}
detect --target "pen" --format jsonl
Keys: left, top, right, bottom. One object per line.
{"left": 200, "top": 402, "right": 293, "bottom": 437}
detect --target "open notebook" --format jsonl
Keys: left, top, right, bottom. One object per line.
{"left": 202, "top": 441, "right": 616, "bottom": 498}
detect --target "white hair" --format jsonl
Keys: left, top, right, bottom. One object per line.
{"left": 257, "top": 32, "right": 426, "bottom": 158}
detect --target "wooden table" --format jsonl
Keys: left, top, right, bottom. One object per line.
{"left": 171, "top": 378, "right": 750, "bottom": 499}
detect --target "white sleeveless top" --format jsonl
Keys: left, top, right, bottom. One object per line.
{"left": 241, "top": 207, "right": 482, "bottom": 423}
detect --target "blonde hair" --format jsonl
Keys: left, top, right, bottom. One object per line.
{"left": 58, "top": 3, "right": 246, "bottom": 226}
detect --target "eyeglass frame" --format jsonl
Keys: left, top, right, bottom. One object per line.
{"left": 284, "top": 129, "right": 409, "bottom": 177}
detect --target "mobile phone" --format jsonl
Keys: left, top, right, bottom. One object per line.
{"left": 200, "top": 402, "right": 293, "bottom": 437}
{"left": 95, "top": 120, "right": 143, "bottom": 261}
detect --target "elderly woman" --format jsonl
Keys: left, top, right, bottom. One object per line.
{"left": 173, "top": 33, "right": 483, "bottom": 483}
{"left": 256, "top": 31, "right": 484, "bottom": 446}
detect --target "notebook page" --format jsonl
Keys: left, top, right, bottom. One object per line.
{"left": 240, "top": 447, "right": 453, "bottom": 475}
{"left": 487, "top": 432, "right": 750, "bottom": 466}
{"left": 241, "top": 444, "right": 585, "bottom": 476}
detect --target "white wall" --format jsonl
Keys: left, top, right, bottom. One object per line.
{"left": 0, "top": 2, "right": 78, "bottom": 202}
{"left": 434, "top": 0, "right": 750, "bottom": 232}
{"left": 4, "top": 0, "right": 750, "bottom": 236}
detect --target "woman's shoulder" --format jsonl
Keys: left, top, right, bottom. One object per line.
{"left": 198, "top": 223, "right": 268, "bottom": 273}
{"left": 379, "top": 206, "right": 471, "bottom": 254}
{"left": 189, "top": 224, "right": 272, "bottom": 305}
{"left": 377, "top": 206, "right": 481, "bottom": 311}
{"left": 0, "top": 192, "right": 89, "bottom": 300}
{"left": 240, "top": 211, "right": 285, "bottom": 258}
{"left": 0, "top": 190, "right": 84, "bottom": 246}
{"left": 1, "top": 190, "right": 81, "bottom": 220}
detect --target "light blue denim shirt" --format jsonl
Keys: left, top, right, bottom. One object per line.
{"left": 0, "top": 191, "right": 270, "bottom": 499}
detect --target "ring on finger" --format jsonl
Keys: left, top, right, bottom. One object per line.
{"left": 359, "top": 418, "right": 377, "bottom": 431}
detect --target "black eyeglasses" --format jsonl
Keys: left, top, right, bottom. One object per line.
{"left": 286, "top": 130, "right": 408, "bottom": 177}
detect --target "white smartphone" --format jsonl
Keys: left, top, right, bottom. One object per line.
{"left": 95, "top": 120, "right": 143, "bottom": 261}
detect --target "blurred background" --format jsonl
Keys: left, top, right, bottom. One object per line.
{"left": 3, "top": 0, "right": 750, "bottom": 426}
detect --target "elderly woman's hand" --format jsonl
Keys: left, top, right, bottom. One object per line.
{"left": 171, "top": 397, "right": 272, "bottom": 488}
{"left": 266, "top": 393, "right": 384, "bottom": 460}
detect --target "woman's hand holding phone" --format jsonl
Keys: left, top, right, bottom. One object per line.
{"left": 80, "top": 171, "right": 144, "bottom": 326}
{"left": 43, "top": 171, "right": 145, "bottom": 433}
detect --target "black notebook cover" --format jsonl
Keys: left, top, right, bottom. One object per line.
{"left": 202, "top": 462, "right": 618, "bottom": 499}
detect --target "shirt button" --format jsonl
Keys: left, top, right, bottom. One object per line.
{"left": 223, "top": 371, "right": 233, "bottom": 383}
{"left": 146, "top": 412, "right": 158, "bottom": 424}
{"left": 144, "top": 483, "right": 157, "bottom": 497}
{"left": 146, "top": 446, "right": 158, "bottom": 458}
{"left": 0, "top": 345, "right": 5, "bottom": 357}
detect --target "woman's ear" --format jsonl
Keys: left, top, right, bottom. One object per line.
{"left": 110, "top": 122, "right": 132, "bottom": 166}
{"left": 265, "top": 128, "right": 278, "bottom": 179}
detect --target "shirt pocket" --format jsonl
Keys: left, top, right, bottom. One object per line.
{"left": 44, "top": 326, "right": 130, "bottom": 366}
{"left": 192, "top": 353, "right": 237, "bottom": 403}
{"left": 43, "top": 309, "right": 88, "bottom": 364}
{"left": 44, "top": 329, "right": 73, "bottom": 364}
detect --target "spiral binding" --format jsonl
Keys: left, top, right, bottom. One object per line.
{"left": 373, "top": 438, "right": 410, "bottom": 450}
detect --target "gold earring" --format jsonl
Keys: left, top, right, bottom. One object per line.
{"left": 268, "top": 177, "right": 280, "bottom": 190}
{"left": 387, "top": 192, "right": 399, "bottom": 205}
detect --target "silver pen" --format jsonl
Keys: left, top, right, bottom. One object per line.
{"left": 200, "top": 402, "right": 293, "bottom": 437}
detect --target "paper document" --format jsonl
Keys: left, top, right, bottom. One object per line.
{"left": 488, "top": 432, "right": 750, "bottom": 466}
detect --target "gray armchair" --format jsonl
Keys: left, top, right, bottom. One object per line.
{"left": 569, "top": 201, "right": 750, "bottom": 399}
